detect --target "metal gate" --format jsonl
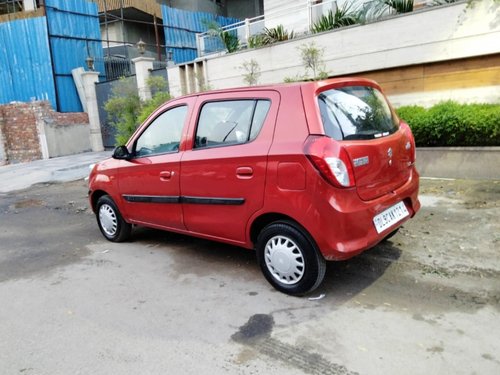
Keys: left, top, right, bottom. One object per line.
{"left": 95, "top": 70, "right": 169, "bottom": 149}
{"left": 95, "top": 76, "right": 138, "bottom": 149}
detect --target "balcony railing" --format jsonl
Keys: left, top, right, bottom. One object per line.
{"left": 196, "top": 0, "right": 343, "bottom": 57}
{"left": 195, "top": 0, "right": 433, "bottom": 58}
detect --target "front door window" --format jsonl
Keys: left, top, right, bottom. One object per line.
{"left": 135, "top": 106, "right": 187, "bottom": 157}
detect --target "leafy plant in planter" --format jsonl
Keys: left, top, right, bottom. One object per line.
{"left": 377, "top": 0, "right": 414, "bottom": 14}
{"left": 311, "top": 2, "right": 360, "bottom": 33}
{"left": 219, "top": 30, "right": 239, "bottom": 53}
{"left": 431, "top": 0, "right": 458, "bottom": 5}
{"left": 248, "top": 33, "right": 266, "bottom": 48}
{"left": 206, "top": 21, "right": 240, "bottom": 53}
{"left": 360, "top": 0, "right": 414, "bottom": 22}
{"left": 261, "top": 24, "right": 294, "bottom": 45}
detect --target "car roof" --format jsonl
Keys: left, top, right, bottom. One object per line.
{"left": 177, "top": 77, "right": 381, "bottom": 99}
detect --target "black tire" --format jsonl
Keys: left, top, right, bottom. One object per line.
{"left": 382, "top": 228, "right": 400, "bottom": 242}
{"left": 96, "top": 195, "right": 132, "bottom": 242}
{"left": 256, "top": 221, "right": 326, "bottom": 296}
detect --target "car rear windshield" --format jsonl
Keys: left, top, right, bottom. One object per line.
{"left": 317, "top": 86, "right": 399, "bottom": 141}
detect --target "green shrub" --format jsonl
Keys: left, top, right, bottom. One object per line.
{"left": 137, "top": 91, "right": 171, "bottom": 125}
{"left": 104, "top": 77, "right": 142, "bottom": 146}
{"left": 396, "top": 101, "right": 500, "bottom": 147}
{"left": 105, "top": 76, "right": 171, "bottom": 146}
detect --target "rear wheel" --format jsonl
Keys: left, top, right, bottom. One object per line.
{"left": 256, "top": 221, "right": 326, "bottom": 295}
{"left": 96, "top": 195, "right": 131, "bottom": 242}
{"left": 383, "top": 228, "right": 400, "bottom": 242}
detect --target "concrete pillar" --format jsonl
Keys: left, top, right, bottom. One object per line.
{"left": 81, "top": 71, "right": 104, "bottom": 152}
{"left": 187, "top": 63, "right": 196, "bottom": 94}
{"left": 33, "top": 104, "right": 50, "bottom": 160}
{"left": 71, "top": 67, "right": 87, "bottom": 112}
{"left": 132, "top": 56, "right": 154, "bottom": 101}
{"left": 195, "top": 61, "right": 206, "bottom": 91}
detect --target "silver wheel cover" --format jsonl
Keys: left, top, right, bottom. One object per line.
{"left": 264, "top": 235, "right": 305, "bottom": 285}
{"left": 99, "top": 203, "right": 118, "bottom": 237}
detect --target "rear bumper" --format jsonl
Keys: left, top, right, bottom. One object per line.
{"left": 309, "top": 167, "right": 420, "bottom": 260}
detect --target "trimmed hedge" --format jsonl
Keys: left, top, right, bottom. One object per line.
{"left": 396, "top": 101, "right": 500, "bottom": 147}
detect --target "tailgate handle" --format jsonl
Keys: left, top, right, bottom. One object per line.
{"left": 236, "top": 167, "right": 253, "bottom": 178}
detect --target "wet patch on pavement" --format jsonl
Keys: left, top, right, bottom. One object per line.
{"left": 233, "top": 314, "right": 359, "bottom": 375}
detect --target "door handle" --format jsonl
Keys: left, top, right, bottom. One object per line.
{"left": 160, "top": 171, "right": 173, "bottom": 180}
{"left": 236, "top": 167, "right": 253, "bottom": 178}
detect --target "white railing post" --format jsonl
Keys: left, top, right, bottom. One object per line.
{"left": 244, "top": 18, "right": 251, "bottom": 45}
{"left": 308, "top": 0, "right": 313, "bottom": 31}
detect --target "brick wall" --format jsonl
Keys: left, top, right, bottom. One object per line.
{"left": 0, "top": 101, "right": 89, "bottom": 164}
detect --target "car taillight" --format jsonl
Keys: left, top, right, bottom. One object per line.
{"left": 400, "top": 121, "right": 416, "bottom": 163}
{"left": 304, "top": 136, "right": 355, "bottom": 188}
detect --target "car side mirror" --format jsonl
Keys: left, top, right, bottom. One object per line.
{"left": 112, "top": 145, "right": 132, "bottom": 160}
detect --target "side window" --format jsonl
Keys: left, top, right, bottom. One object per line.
{"left": 135, "top": 105, "right": 187, "bottom": 157}
{"left": 194, "top": 99, "right": 270, "bottom": 148}
{"left": 250, "top": 100, "right": 271, "bottom": 141}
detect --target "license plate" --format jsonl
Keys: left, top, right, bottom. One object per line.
{"left": 373, "top": 201, "right": 409, "bottom": 234}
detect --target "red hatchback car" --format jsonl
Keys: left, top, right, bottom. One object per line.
{"left": 89, "top": 78, "right": 420, "bottom": 295}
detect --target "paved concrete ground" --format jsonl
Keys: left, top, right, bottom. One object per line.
{"left": 0, "top": 151, "right": 111, "bottom": 193}
{"left": 0, "top": 173, "right": 499, "bottom": 374}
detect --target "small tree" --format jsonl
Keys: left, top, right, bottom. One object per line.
{"left": 298, "top": 42, "right": 328, "bottom": 81}
{"left": 240, "top": 59, "right": 261, "bottom": 86}
{"left": 195, "top": 70, "right": 212, "bottom": 92}
{"left": 105, "top": 76, "right": 171, "bottom": 146}
{"left": 104, "top": 77, "right": 142, "bottom": 146}
{"left": 137, "top": 82, "right": 171, "bottom": 125}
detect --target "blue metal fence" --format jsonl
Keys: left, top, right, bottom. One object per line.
{"left": 45, "top": 0, "right": 104, "bottom": 112}
{"left": 161, "top": 6, "right": 239, "bottom": 64}
{"left": 0, "top": 17, "right": 56, "bottom": 108}
{"left": 1, "top": 3, "right": 233, "bottom": 111}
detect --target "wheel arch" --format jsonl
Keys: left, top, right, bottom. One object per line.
{"left": 249, "top": 213, "right": 320, "bottom": 253}
{"left": 90, "top": 189, "right": 109, "bottom": 213}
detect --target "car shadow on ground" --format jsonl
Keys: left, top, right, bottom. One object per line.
{"left": 129, "top": 227, "right": 402, "bottom": 301}
{"left": 315, "top": 241, "right": 402, "bottom": 302}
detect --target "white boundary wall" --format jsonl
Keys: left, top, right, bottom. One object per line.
{"left": 167, "top": 1, "right": 500, "bottom": 105}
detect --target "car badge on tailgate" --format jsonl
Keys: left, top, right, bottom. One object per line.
{"left": 387, "top": 147, "right": 393, "bottom": 158}
{"left": 353, "top": 156, "right": 369, "bottom": 167}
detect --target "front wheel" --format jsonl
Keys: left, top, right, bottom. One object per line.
{"left": 96, "top": 195, "right": 131, "bottom": 242}
{"left": 256, "top": 221, "right": 326, "bottom": 296}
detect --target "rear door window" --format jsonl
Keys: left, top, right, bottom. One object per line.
{"left": 318, "top": 86, "right": 398, "bottom": 140}
{"left": 194, "top": 100, "right": 271, "bottom": 148}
